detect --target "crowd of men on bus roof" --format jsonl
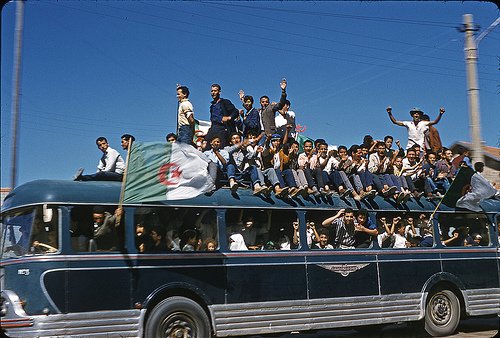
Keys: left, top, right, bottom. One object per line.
{"left": 73, "top": 79, "right": 497, "bottom": 205}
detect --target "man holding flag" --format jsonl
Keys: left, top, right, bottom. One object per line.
{"left": 439, "top": 160, "right": 497, "bottom": 211}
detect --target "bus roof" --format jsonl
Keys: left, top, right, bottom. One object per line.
{"left": 2, "top": 179, "right": 499, "bottom": 214}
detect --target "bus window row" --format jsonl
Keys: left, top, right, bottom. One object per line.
{"left": 2, "top": 205, "right": 495, "bottom": 258}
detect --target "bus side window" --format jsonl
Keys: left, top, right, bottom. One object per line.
{"left": 31, "top": 206, "right": 59, "bottom": 254}
{"left": 226, "top": 209, "right": 298, "bottom": 251}
{"left": 438, "top": 212, "right": 491, "bottom": 247}
{"left": 70, "top": 206, "right": 124, "bottom": 253}
{"left": 377, "top": 212, "right": 433, "bottom": 249}
{"left": 135, "top": 207, "right": 218, "bottom": 253}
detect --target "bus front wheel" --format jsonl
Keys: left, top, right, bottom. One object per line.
{"left": 424, "top": 289, "right": 460, "bottom": 337}
{"left": 145, "top": 296, "right": 211, "bottom": 338}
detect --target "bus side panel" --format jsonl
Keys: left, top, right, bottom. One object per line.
{"left": 440, "top": 249, "right": 499, "bottom": 290}
{"left": 3, "top": 260, "right": 67, "bottom": 315}
{"left": 306, "top": 252, "right": 379, "bottom": 299}
{"left": 225, "top": 254, "right": 306, "bottom": 303}
{"left": 66, "top": 259, "right": 132, "bottom": 312}
{"left": 378, "top": 251, "right": 441, "bottom": 294}
{"left": 133, "top": 255, "right": 226, "bottom": 306}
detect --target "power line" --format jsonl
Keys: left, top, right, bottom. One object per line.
{"left": 201, "top": 2, "right": 499, "bottom": 59}
{"left": 206, "top": 1, "right": 457, "bottom": 28}
{"left": 48, "top": 2, "right": 497, "bottom": 82}
{"left": 142, "top": 1, "right": 497, "bottom": 68}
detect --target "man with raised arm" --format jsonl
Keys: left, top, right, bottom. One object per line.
{"left": 322, "top": 208, "right": 357, "bottom": 249}
{"left": 259, "top": 79, "right": 288, "bottom": 138}
{"left": 386, "top": 106, "right": 445, "bottom": 150}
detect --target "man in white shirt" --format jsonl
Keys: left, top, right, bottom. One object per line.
{"left": 275, "top": 99, "right": 296, "bottom": 141}
{"left": 386, "top": 106, "right": 445, "bottom": 150}
{"left": 177, "top": 85, "right": 195, "bottom": 145}
{"left": 75, "top": 137, "right": 125, "bottom": 181}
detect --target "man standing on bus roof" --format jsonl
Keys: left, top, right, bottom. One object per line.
{"left": 322, "top": 208, "right": 356, "bottom": 249}
{"left": 260, "top": 79, "right": 288, "bottom": 138}
{"left": 74, "top": 137, "right": 125, "bottom": 181}
{"left": 205, "top": 84, "right": 240, "bottom": 149}
{"left": 176, "top": 85, "right": 195, "bottom": 145}
{"left": 386, "top": 106, "right": 445, "bottom": 150}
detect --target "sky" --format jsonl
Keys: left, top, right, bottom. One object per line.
{"left": 1, "top": 1, "right": 499, "bottom": 188}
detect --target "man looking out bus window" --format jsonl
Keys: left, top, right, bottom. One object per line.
{"left": 92, "top": 206, "right": 122, "bottom": 251}
{"left": 322, "top": 208, "right": 356, "bottom": 249}
{"left": 314, "top": 228, "right": 333, "bottom": 249}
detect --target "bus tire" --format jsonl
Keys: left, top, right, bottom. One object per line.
{"left": 424, "top": 289, "right": 460, "bottom": 337}
{"left": 145, "top": 296, "right": 211, "bottom": 338}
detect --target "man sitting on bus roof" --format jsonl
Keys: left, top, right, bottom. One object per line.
{"left": 224, "top": 132, "right": 269, "bottom": 195}
{"left": 74, "top": 137, "right": 125, "bottom": 182}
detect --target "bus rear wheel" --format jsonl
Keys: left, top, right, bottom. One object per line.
{"left": 425, "top": 289, "right": 460, "bottom": 337}
{"left": 145, "top": 296, "right": 210, "bottom": 338}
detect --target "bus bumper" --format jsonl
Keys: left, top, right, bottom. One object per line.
{"left": 1, "top": 290, "right": 143, "bottom": 338}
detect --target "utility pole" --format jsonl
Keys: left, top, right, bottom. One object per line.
{"left": 461, "top": 14, "right": 484, "bottom": 165}
{"left": 10, "top": 0, "right": 25, "bottom": 189}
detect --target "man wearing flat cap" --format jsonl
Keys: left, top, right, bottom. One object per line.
{"left": 386, "top": 106, "right": 445, "bottom": 150}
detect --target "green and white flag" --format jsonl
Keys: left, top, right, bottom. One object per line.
{"left": 123, "top": 142, "right": 214, "bottom": 202}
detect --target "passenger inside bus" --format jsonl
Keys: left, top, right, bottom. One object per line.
{"left": 70, "top": 206, "right": 124, "bottom": 252}
{"left": 134, "top": 207, "right": 218, "bottom": 253}
{"left": 314, "top": 228, "right": 333, "bottom": 249}
{"left": 31, "top": 206, "right": 59, "bottom": 253}
{"left": 149, "top": 226, "right": 169, "bottom": 252}
{"left": 204, "top": 238, "right": 217, "bottom": 251}
{"left": 225, "top": 209, "right": 297, "bottom": 250}
{"left": 229, "top": 233, "right": 248, "bottom": 250}
{"left": 438, "top": 212, "right": 490, "bottom": 247}
{"left": 180, "top": 229, "right": 201, "bottom": 251}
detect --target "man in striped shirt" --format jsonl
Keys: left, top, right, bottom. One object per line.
{"left": 322, "top": 208, "right": 356, "bottom": 249}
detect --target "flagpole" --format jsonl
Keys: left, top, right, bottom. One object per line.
{"left": 117, "top": 140, "right": 133, "bottom": 222}
{"left": 426, "top": 166, "right": 469, "bottom": 226}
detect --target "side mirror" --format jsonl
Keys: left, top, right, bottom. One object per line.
{"left": 43, "top": 204, "right": 53, "bottom": 223}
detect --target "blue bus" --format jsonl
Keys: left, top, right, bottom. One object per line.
{"left": 1, "top": 179, "right": 499, "bottom": 337}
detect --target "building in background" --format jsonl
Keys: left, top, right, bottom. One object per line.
{"left": 1, "top": 188, "right": 12, "bottom": 207}
{"left": 450, "top": 141, "right": 499, "bottom": 187}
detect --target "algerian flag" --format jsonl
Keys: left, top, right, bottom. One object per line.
{"left": 441, "top": 166, "right": 475, "bottom": 208}
{"left": 193, "top": 119, "right": 211, "bottom": 141}
{"left": 123, "top": 142, "right": 215, "bottom": 202}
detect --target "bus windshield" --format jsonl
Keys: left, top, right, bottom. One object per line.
{"left": 1, "top": 206, "right": 59, "bottom": 259}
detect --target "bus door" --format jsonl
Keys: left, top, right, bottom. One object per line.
{"left": 223, "top": 208, "right": 307, "bottom": 304}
